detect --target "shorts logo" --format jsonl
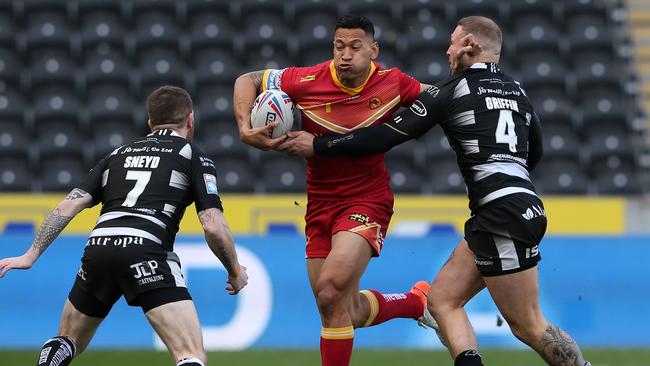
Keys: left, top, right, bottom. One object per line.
{"left": 368, "top": 97, "right": 382, "bottom": 109}
{"left": 348, "top": 213, "right": 369, "bottom": 224}
{"left": 525, "top": 245, "right": 540, "bottom": 259}
{"left": 130, "top": 260, "right": 164, "bottom": 285}
{"left": 475, "top": 259, "right": 493, "bottom": 266}
{"left": 426, "top": 86, "right": 440, "bottom": 98}
{"left": 39, "top": 347, "right": 52, "bottom": 364}
{"left": 77, "top": 266, "right": 87, "bottom": 281}
{"left": 521, "top": 205, "right": 546, "bottom": 220}
{"left": 204, "top": 173, "right": 218, "bottom": 195}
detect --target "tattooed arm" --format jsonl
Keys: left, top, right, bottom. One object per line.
{"left": 233, "top": 70, "right": 287, "bottom": 150}
{"left": 197, "top": 208, "right": 248, "bottom": 295}
{"left": 0, "top": 188, "right": 94, "bottom": 277}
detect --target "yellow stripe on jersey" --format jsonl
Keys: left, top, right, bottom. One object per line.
{"left": 329, "top": 61, "right": 377, "bottom": 95}
{"left": 385, "top": 123, "right": 409, "bottom": 136}
{"left": 261, "top": 69, "right": 272, "bottom": 92}
{"left": 321, "top": 326, "right": 355, "bottom": 340}
{"left": 360, "top": 290, "right": 379, "bottom": 327}
{"left": 301, "top": 95, "right": 401, "bottom": 134}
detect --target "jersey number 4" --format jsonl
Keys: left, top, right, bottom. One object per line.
{"left": 122, "top": 170, "right": 152, "bottom": 207}
{"left": 495, "top": 110, "right": 518, "bottom": 153}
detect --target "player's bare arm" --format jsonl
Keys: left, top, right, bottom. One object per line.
{"left": 0, "top": 188, "right": 93, "bottom": 277}
{"left": 198, "top": 208, "right": 248, "bottom": 294}
{"left": 233, "top": 70, "right": 287, "bottom": 150}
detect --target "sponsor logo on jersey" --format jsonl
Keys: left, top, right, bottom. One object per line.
{"left": 521, "top": 205, "right": 546, "bottom": 220}
{"left": 86, "top": 236, "right": 145, "bottom": 248}
{"left": 300, "top": 75, "right": 315, "bottom": 82}
{"left": 409, "top": 100, "right": 427, "bottom": 116}
{"left": 368, "top": 97, "right": 382, "bottom": 109}
{"left": 477, "top": 86, "right": 521, "bottom": 97}
{"left": 377, "top": 69, "right": 392, "bottom": 75}
{"left": 426, "top": 86, "right": 440, "bottom": 98}
{"left": 348, "top": 213, "right": 369, "bottom": 224}
{"left": 204, "top": 174, "right": 218, "bottom": 195}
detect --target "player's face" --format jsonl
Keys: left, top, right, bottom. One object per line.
{"left": 332, "top": 28, "right": 378, "bottom": 87}
{"left": 447, "top": 26, "right": 467, "bottom": 74}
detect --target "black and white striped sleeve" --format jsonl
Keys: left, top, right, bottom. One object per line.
{"left": 189, "top": 145, "right": 224, "bottom": 212}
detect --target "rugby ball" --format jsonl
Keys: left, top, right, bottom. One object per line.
{"left": 250, "top": 89, "right": 294, "bottom": 138}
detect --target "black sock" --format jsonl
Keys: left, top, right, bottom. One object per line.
{"left": 37, "top": 336, "right": 76, "bottom": 366}
{"left": 454, "top": 349, "right": 484, "bottom": 366}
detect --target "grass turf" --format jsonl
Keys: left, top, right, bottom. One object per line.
{"left": 3, "top": 349, "right": 649, "bottom": 365}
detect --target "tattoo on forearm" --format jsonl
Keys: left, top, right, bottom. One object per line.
{"left": 31, "top": 208, "right": 73, "bottom": 256}
{"left": 65, "top": 188, "right": 89, "bottom": 201}
{"left": 538, "top": 324, "right": 586, "bottom": 366}
{"left": 248, "top": 71, "right": 264, "bottom": 93}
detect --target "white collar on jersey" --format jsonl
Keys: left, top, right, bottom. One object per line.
{"left": 470, "top": 63, "right": 488, "bottom": 69}
{"left": 147, "top": 129, "right": 183, "bottom": 138}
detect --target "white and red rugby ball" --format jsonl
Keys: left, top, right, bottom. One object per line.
{"left": 250, "top": 89, "right": 294, "bottom": 138}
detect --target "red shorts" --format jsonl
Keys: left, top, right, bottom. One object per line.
{"left": 304, "top": 193, "right": 394, "bottom": 259}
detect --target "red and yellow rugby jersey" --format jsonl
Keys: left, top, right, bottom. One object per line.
{"left": 262, "top": 60, "right": 421, "bottom": 201}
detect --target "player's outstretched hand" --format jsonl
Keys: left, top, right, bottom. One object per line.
{"left": 226, "top": 265, "right": 248, "bottom": 295}
{"left": 277, "top": 131, "right": 315, "bottom": 158}
{"left": 0, "top": 253, "right": 36, "bottom": 278}
{"left": 450, "top": 33, "right": 482, "bottom": 75}
{"left": 240, "top": 122, "right": 288, "bottom": 151}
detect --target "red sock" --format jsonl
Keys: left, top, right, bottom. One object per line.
{"left": 320, "top": 326, "right": 354, "bottom": 366}
{"left": 360, "top": 289, "right": 423, "bottom": 327}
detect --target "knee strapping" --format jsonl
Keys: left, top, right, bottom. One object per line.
{"left": 37, "top": 336, "right": 76, "bottom": 366}
{"left": 177, "top": 357, "right": 205, "bottom": 366}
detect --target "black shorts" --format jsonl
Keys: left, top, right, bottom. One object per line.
{"left": 68, "top": 236, "right": 191, "bottom": 318}
{"left": 465, "top": 193, "right": 547, "bottom": 276}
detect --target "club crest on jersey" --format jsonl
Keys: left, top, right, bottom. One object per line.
{"left": 203, "top": 174, "right": 218, "bottom": 195}
{"left": 300, "top": 75, "right": 315, "bottom": 82}
{"left": 348, "top": 213, "right": 369, "bottom": 224}
{"left": 368, "top": 97, "right": 382, "bottom": 109}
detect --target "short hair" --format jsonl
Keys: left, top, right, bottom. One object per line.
{"left": 335, "top": 15, "right": 375, "bottom": 39}
{"left": 457, "top": 16, "right": 502, "bottom": 51}
{"left": 146, "top": 86, "right": 193, "bottom": 127}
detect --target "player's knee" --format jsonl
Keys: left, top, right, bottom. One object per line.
{"left": 508, "top": 319, "right": 545, "bottom": 346}
{"left": 37, "top": 336, "right": 76, "bottom": 366}
{"left": 427, "top": 285, "right": 455, "bottom": 318}
{"left": 177, "top": 356, "right": 205, "bottom": 366}
{"left": 315, "top": 282, "right": 345, "bottom": 315}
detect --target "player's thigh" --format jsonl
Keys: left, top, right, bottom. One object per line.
{"left": 58, "top": 299, "right": 104, "bottom": 354}
{"left": 316, "top": 231, "right": 373, "bottom": 296}
{"left": 145, "top": 300, "right": 204, "bottom": 362}
{"left": 483, "top": 266, "right": 545, "bottom": 330}
{"left": 430, "top": 240, "right": 485, "bottom": 309}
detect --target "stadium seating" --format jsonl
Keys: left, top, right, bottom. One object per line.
{"left": 3, "top": 0, "right": 645, "bottom": 195}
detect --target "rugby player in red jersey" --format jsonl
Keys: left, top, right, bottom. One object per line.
{"left": 234, "top": 15, "right": 439, "bottom": 366}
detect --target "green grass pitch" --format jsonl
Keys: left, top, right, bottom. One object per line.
{"left": 3, "top": 349, "right": 649, "bottom": 365}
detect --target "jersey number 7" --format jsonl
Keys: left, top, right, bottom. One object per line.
{"left": 122, "top": 170, "right": 152, "bottom": 207}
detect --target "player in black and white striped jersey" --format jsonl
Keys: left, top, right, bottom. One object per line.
{"left": 280, "top": 16, "right": 591, "bottom": 366}
{"left": 0, "top": 86, "right": 251, "bottom": 366}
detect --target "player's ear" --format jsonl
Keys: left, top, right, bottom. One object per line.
{"left": 370, "top": 40, "right": 379, "bottom": 60}
{"left": 147, "top": 119, "right": 153, "bottom": 131}
{"left": 187, "top": 111, "right": 194, "bottom": 130}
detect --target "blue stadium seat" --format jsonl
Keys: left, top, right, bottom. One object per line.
{"left": 80, "top": 12, "right": 127, "bottom": 53}
{"left": 573, "top": 51, "right": 622, "bottom": 91}
{"left": 409, "top": 51, "right": 449, "bottom": 85}
{"left": 77, "top": 0, "right": 124, "bottom": 18}
{"left": 541, "top": 124, "right": 580, "bottom": 160}
{"left": 0, "top": 90, "right": 26, "bottom": 121}
{"left": 39, "top": 157, "right": 86, "bottom": 192}
{"left": 299, "top": 47, "right": 332, "bottom": 68}
{"left": 214, "top": 158, "right": 256, "bottom": 192}
{"left": 29, "top": 50, "right": 77, "bottom": 89}
{"left": 197, "top": 86, "right": 234, "bottom": 122}
{"left": 0, "top": 48, "right": 21, "bottom": 88}
{"left": 87, "top": 85, "right": 135, "bottom": 123}
{"left": 91, "top": 121, "right": 137, "bottom": 160}
{"left": 194, "top": 49, "right": 240, "bottom": 88}
{"left": 296, "top": 13, "right": 337, "bottom": 52}
{"left": 404, "top": 16, "right": 449, "bottom": 55}
{"left": 137, "top": 48, "right": 186, "bottom": 97}
{"left": 0, "top": 158, "right": 32, "bottom": 192}
{"left": 186, "top": 0, "right": 232, "bottom": 19}
{"left": 455, "top": 0, "right": 502, "bottom": 23}
{"left": 519, "top": 51, "right": 567, "bottom": 90}
{"left": 568, "top": 15, "right": 613, "bottom": 53}
{"left": 293, "top": 0, "right": 339, "bottom": 24}
{"left": 595, "top": 169, "right": 641, "bottom": 194}
{"left": 527, "top": 86, "right": 574, "bottom": 127}
{"left": 0, "top": 14, "right": 17, "bottom": 49}
{"left": 245, "top": 45, "right": 292, "bottom": 71}
{"left": 533, "top": 160, "right": 589, "bottom": 194}
{"left": 242, "top": 15, "right": 289, "bottom": 51}
{"left": 33, "top": 88, "right": 81, "bottom": 123}
{"left": 198, "top": 123, "right": 250, "bottom": 160}
{"left": 36, "top": 122, "right": 85, "bottom": 159}
{"left": 0, "top": 121, "right": 30, "bottom": 158}
{"left": 401, "top": 1, "right": 450, "bottom": 26}
{"left": 240, "top": 0, "right": 288, "bottom": 23}
{"left": 586, "top": 125, "right": 631, "bottom": 160}
{"left": 25, "top": 12, "right": 71, "bottom": 53}
{"left": 84, "top": 50, "right": 132, "bottom": 87}
{"left": 133, "top": 12, "right": 181, "bottom": 52}
{"left": 131, "top": 0, "right": 178, "bottom": 19}
{"left": 386, "top": 159, "right": 424, "bottom": 193}
{"left": 189, "top": 13, "right": 236, "bottom": 53}
{"left": 579, "top": 88, "right": 627, "bottom": 129}
{"left": 427, "top": 159, "right": 466, "bottom": 194}
{"left": 562, "top": 0, "right": 609, "bottom": 21}
{"left": 513, "top": 15, "right": 561, "bottom": 53}
{"left": 262, "top": 156, "right": 306, "bottom": 193}
{"left": 508, "top": 0, "right": 555, "bottom": 20}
